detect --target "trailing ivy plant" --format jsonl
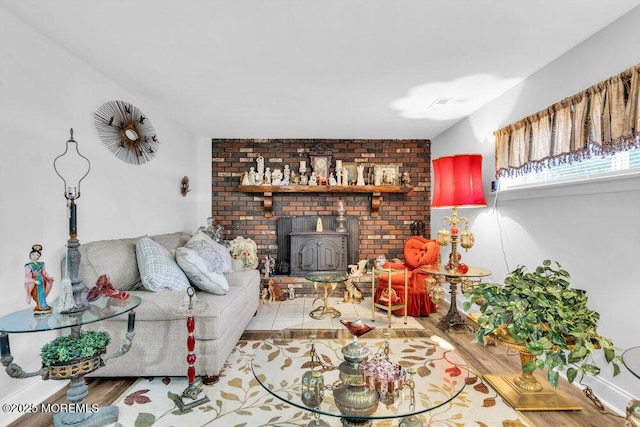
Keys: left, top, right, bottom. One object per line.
{"left": 463, "top": 260, "right": 621, "bottom": 388}
{"left": 41, "top": 331, "right": 110, "bottom": 367}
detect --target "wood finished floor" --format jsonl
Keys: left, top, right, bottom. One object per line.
{"left": 9, "top": 303, "right": 626, "bottom": 427}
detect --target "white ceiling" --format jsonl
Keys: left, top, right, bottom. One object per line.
{"left": 3, "top": 0, "right": 640, "bottom": 139}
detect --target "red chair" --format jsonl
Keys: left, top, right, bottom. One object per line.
{"left": 373, "top": 236, "right": 439, "bottom": 316}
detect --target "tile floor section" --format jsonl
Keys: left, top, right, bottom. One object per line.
{"left": 246, "top": 296, "right": 423, "bottom": 330}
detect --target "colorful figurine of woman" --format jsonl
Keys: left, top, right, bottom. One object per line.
{"left": 24, "top": 244, "right": 54, "bottom": 315}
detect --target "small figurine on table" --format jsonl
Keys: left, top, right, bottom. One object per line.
{"left": 24, "top": 244, "right": 54, "bottom": 315}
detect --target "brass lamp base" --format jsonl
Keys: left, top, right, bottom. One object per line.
{"left": 483, "top": 373, "right": 582, "bottom": 411}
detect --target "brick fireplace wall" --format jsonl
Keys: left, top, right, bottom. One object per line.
{"left": 211, "top": 139, "right": 432, "bottom": 272}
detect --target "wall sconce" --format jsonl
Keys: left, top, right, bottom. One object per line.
{"left": 181, "top": 176, "right": 190, "bottom": 196}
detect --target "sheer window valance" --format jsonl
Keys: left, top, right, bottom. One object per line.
{"left": 495, "top": 64, "right": 640, "bottom": 178}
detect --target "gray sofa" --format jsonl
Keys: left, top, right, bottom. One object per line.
{"left": 80, "top": 232, "right": 260, "bottom": 379}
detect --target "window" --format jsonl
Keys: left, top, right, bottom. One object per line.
{"left": 499, "top": 146, "right": 640, "bottom": 190}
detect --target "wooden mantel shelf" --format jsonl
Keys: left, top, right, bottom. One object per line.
{"left": 238, "top": 184, "right": 413, "bottom": 217}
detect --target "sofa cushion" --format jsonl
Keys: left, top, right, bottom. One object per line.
{"left": 151, "top": 232, "right": 192, "bottom": 254}
{"left": 136, "top": 236, "right": 190, "bottom": 291}
{"left": 184, "top": 231, "right": 232, "bottom": 273}
{"left": 176, "top": 246, "right": 229, "bottom": 294}
{"left": 79, "top": 237, "right": 140, "bottom": 291}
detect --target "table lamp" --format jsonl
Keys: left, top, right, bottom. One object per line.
{"left": 431, "top": 154, "right": 487, "bottom": 273}
{"left": 53, "top": 129, "right": 91, "bottom": 313}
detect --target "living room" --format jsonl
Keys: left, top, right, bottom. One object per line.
{"left": 1, "top": 1, "right": 639, "bottom": 426}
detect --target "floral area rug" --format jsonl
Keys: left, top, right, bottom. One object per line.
{"left": 108, "top": 339, "right": 535, "bottom": 427}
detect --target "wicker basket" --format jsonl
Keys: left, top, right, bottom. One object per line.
{"left": 46, "top": 350, "right": 104, "bottom": 380}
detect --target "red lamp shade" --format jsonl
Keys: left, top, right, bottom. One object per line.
{"left": 431, "top": 154, "right": 487, "bottom": 208}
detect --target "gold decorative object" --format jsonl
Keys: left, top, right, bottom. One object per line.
{"left": 436, "top": 228, "right": 451, "bottom": 246}
{"left": 459, "top": 229, "right": 474, "bottom": 250}
{"left": 426, "top": 276, "right": 445, "bottom": 305}
{"left": 332, "top": 337, "right": 379, "bottom": 421}
{"left": 470, "top": 314, "right": 583, "bottom": 411}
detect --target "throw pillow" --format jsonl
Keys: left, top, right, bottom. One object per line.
{"left": 183, "top": 231, "right": 232, "bottom": 274}
{"left": 136, "top": 236, "right": 190, "bottom": 292}
{"left": 175, "top": 246, "right": 229, "bottom": 295}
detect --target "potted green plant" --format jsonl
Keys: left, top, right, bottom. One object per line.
{"left": 463, "top": 260, "right": 621, "bottom": 389}
{"left": 41, "top": 331, "right": 110, "bottom": 367}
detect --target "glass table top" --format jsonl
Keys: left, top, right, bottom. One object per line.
{"left": 0, "top": 296, "right": 141, "bottom": 334}
{"left": 251, "top": 327, "right": 468, "bottom": 422}
{"left": 305, "top": 271, "right": 349, "bottom": 283}
{"left": 419, "top": 264, "right": 492, "bottom": 278}
{"left": 623, "top": 346, "right": 640, "bottom": 380}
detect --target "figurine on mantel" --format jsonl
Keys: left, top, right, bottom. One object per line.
{"left": 24, "top": 244, "right": 54, "bottom": 315}
{"left": 282, "top": 165, "right": 291, "bottom": 185}
{"left": 255, "top": 155, "right": 264, "bottom": 185}
{"left": 401, "top": 171, "right": 411, "bottom": 185}
{"left": 309, "top": 172, "right": 318, "bottom": 185}
{"left": 356, "top": 164, "right": 366, "bottom": 185}
{"left": 264, "top": 167, "right": 271, "bottom": 184}
{"left": 241, "top": 171, "right": 250, "bottom": 185}
{"left": 271, "top": 168, "right": 282, "bottom": 185}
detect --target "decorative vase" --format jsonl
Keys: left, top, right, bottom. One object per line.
{"left": 332, "top": 338, "right": 379, "bottom": 421}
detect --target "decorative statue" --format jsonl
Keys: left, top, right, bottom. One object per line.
{"left": 241, "top": 171, "right": 250, "bottom": 185}
{"left": 356, "top": 164, "right": 365, "bottom": 185}
{"left": 373, "top": 169, "right": 382, "bottom": 185}
{"left": 282, "top": 164, "right": 291, "bottom": 185}
{"left": 401, "top": 171, "right": 411, "bottom": 185}
{"left": 24, "top": 244, "right": 54, "bottom": 315}
{"left": 309, "top": 172, "right": 318, "bottom": 185}
{"left": 249, "top": 167, "right": 256, "bottom": 184}
{"left": 329, "top": 172, "right": 337, "bottom": 186}
{"left": 255, "top": 155, "right": 264, "bottom": 184}
{"left": 271, "top": 168, "right": 282, "bottom": 185}
{"left": 342, "top": 167, "right": 349, "bottom": 185}
{"left": 348, "top": 259, "right": 368, "bottom": 277}
{"left": 264, "top": 167, "right": 271, "bottom": 184}
{"left": 268, "top": 279, "right": 287, "bottom": 302}
{"left": 290, "top": 170, "right": 299, "bottom": 184}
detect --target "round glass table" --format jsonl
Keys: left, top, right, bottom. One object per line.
{"left": 622, "top": 346, "right": 640, "bottom": 424}
{"left": 305, "top": 271, "right": 348, "bottom": 320}
{"left": 251, "top": 327, "right": 468, "bottom": 426}
{"left": 419, "top": 265, "right": 491, "bottom": 332}
{"left": 0, "top": 296, "right": 141, "bottom": 427}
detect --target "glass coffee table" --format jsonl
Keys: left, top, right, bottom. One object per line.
{"left": 305, "top": 271, "right": 348, "bottom": 320}
{"left": 251, "top": 327, "right": 468, "bottom": 426}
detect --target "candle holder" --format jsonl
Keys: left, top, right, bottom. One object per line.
{"left": 336, "top": 200, "right": 347, "bottom": 232}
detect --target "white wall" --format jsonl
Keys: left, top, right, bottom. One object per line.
{"left": 431, "top": 6, "right": 640, "bottom": 414}
{"left": 0, "top": 9, "right": 211, "bottom": 418}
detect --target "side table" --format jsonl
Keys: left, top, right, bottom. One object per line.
{"left": 305, "top": 271, "right": 348, "bottom": 319}
{"left": 0, "top": 295, "right": 141, "bottom": 427}
{"left": 419, "top": 265, "right": 491, "bottom": 332}
{"left": 622, "top": 346, "right": 640, "bottom": 425}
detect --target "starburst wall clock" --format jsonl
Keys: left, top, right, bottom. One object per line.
{"left": 93, "top": 100, "right": 160, "bottom": 165}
